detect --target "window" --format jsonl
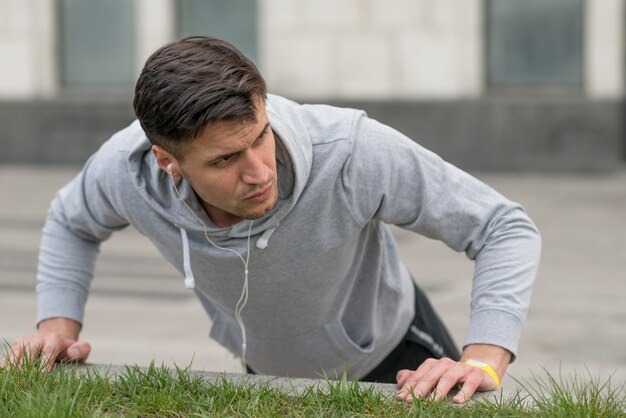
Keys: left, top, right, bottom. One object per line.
{"left": 59, "top": 0, "right": 136, "bottom": 87}
{"left": 487, "top": 0, "right": 583, "bottom": 88}
{"left": 177, "top": 0, "right": 258, "bottom": 63}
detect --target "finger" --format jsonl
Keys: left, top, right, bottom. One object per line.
{"left": 1, "top": 343, "right": 18, "bottom": 369}
{"left": 7, "top": 340, "right": 23, "bottom": 367}
{"left": 396, "top": 357, "right": 437, "bottom": 392}
{"left": 41, "top": 343, "right": 63, "bottom": 372}
{"left": 433, "top": 363, "right": 467, "bottom": 400}
{"left": 395, "top": 369, "right": 413, "bottom": 389}
{"left": 452, "top": 369, "right": 484, "bottom": 404}
{"left": 396, "top": 360, "right": 437, "bottom": 401}
{"left": 2, "top": 341, "right": 17, "bottom": 367}
{"left": 60, "top": 341, "right": 92, "bottom": 362}
{"left": 12, "top": 339, "right": 43, "bottom": 368}
{"left": 396, "top": 357, "right": 436, "bottom": 389}
{"left": 398, "top": 358, "right": 455, "bottom": 401}
{"left": 400, "top": 368, "right": 440, "bottom": 400}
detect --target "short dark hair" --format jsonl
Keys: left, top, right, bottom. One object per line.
{"left": 133, "top": 36, "right": 267, "bottom": 157}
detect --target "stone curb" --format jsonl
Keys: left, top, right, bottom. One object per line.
{"left": 64, "top": 363, "right": 397, "bottom": 397}
{"left": 63, "top": 363, "right": 515, "bottom": 403}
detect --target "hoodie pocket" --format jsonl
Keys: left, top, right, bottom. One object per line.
{"left": 325, "top": 317, "right": 375, "bottom": 358}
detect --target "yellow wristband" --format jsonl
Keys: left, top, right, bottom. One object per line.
{"left": 463, "top": 359, "right": 500, "bottom": 388}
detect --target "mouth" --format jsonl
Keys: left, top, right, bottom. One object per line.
{"left": 244, "top": 184, "right": 273, "bottom": 202}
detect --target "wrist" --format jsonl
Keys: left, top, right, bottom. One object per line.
{"left": 460, "top": 343, "right": 511, "bottom": 379}
{"left": 37, "top": 317, "right": 81, "bottom": 340}
{"left": 464, "top": 358, "right": 501, "bottom": 388}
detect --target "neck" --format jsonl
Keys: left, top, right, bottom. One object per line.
{"left": 201, "top": 202, "right": 242, "bottom": 228}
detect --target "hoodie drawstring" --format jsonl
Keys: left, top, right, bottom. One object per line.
{"left": 180, "top": 228, "right": 195, "bottom": 289}
{"left": 180, "top": 223, "right": 276, "bottom": 290}
{"left": 256, "top": 225, "right": 278, "bottom": 249}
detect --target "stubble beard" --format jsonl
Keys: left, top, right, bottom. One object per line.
{"left": 239, "top": 179, "right": 279, "bottom": 221}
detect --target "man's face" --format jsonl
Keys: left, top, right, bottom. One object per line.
{"left": 157, "top": 99, "right": 278, "bottom": 228}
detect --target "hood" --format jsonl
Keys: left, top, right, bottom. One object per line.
{"left": 125, "top": 94, "right": 313, "bottom": 239}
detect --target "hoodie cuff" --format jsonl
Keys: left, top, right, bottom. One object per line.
{"left": 463, "top": 309, "right": 524, "bottom": 362}
{"left": 36, "top": 287, "right": 86, "bottom": 327}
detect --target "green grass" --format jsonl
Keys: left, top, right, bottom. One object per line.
{"left": 0, "top": 355, "right": 624, "bottom": 417}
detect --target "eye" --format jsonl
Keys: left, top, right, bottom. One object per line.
{"left": 256, "top": 127, "right": 270, "bottom": 142}
{"left": 212, "top": 155, "right": 234, "bottom": 168}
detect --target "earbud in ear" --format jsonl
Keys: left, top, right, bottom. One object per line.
{"left": 166, "top": 163, "right": 173, "bottom": 174}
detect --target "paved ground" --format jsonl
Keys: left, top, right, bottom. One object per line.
{"left": 1, "top": 163, "right": 625, "bottom": 392}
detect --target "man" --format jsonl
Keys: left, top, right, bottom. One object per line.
{"left": 7, "top": 36, "right": 541, "bottom": 404}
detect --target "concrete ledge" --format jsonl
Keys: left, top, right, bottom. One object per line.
{"left": 0, "top": 97, "right": 135, "bottom": 164}
{"left": 325, "top": 97, "right": 625, "bottom": 172}
{"left": 63, "top": 362, "right": 514, "bottom": 403}
{"left": 2, "top": 96, "right": 621, "bottom": 170}
{"left": 65, "top": 363, "right": 397, "bottom": 397}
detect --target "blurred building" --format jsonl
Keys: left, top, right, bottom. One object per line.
{"left": 0, "top": 0, "right": 623, "bottom": 170}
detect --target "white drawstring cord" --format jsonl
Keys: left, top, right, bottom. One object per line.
{"left": 169, "top": 170, "right": 253, "bottom": 373}
{"left": 180, "top": 228, "right": 195, "bottom": 288}
{"left": 256, "top": 226, "right": 277, "bottom": 249}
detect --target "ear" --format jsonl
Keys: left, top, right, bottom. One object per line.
{"left": 152, "top": 145, "right": 180, "bottom": 177}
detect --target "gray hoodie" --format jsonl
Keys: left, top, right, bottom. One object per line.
{"left": 37, "top": 94, "right": 541, "bottom": 379}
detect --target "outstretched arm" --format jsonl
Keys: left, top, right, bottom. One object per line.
{"left": 6, "top": 142, "right": 130, "bottom": 371}
{"left": 343, "top": 115, "right": 541, "bottom": 403}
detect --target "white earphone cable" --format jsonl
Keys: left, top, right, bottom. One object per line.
{"left": 168, "top": 167, "right": 253, "bottom": 373}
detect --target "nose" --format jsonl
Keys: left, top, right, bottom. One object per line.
{"left": 240, "top": 148, "right": 270, "bottom": 185}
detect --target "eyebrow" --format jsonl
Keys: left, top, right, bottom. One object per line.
{"left": 206, "top": 122, "right": 270, "bottom": 164}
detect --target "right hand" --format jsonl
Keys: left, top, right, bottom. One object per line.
{"left": 2, "top": 318, "right": 91, "bottom": 371}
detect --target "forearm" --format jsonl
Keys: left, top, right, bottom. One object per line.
{"left": 36, "top": 216, "right": 100, "bottom": 324}
{"left": 465, "top": 206, "right": 541, "bottom": 357}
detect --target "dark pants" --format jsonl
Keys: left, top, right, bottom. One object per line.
{"left": 358, "top": 283, "right": 460, "bottom": 383}
{"left": 247, "top": 283, "right": 460, "bottom": 383}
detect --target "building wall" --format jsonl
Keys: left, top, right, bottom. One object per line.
{"left": 260, "top": 0, "right": 483, "bottom": 99}
{"left": 0, "top": 0, "right": 56, "bottom": 98}
{"left": 0, "top": 0, "right": 623, "bottom": 169}
{"left": 585, "top": 0, "right": 625, "bottom": 99}
{"left": 0, "top": 0, "right": 486, "bottom": 99}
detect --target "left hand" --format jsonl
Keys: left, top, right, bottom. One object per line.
{"left": 395, "top": 356, "right": 501, "bottom": 404}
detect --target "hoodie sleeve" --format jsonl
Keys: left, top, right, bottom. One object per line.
{"left": 36, "top": 145, "right": 130, "bottom": 326}
{"left": 343, "top": 114, "right": 541, "bottom": 359}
